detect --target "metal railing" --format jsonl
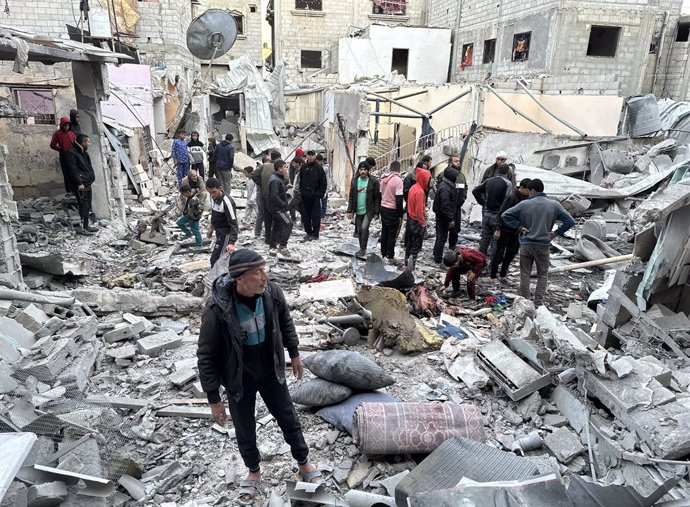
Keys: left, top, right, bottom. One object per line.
{"left": 373, "top": 122, "right": 473, "bottom": 173}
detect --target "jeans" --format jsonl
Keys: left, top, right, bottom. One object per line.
{"left": 176, "top": 162, "right": 190, "bottom": 188}
{"left": 227, "top": 373, "right": 309, "bottom": 472}
{"left": 270, "top": 211, "right": 293, "bottom": 249}
{"left": 354, "top": 213, "right": 372, "bottom": 251}
{"left": 433, "top": 215, "right": 453, "bottom": 263}
{"left": 263, "top": 197, "right": 273, "bottom": 243}
{"left": 217, "top": 169, "right": 232, "bottom": 197}
{"left": 519, "top": 243, "right": 550, "bottom": 306}
{"left": 210, "top": 233, "right": 230, "bottom": 267}
{"left": 301, "top": 198, "right": 322, "bottom": 238}
{"left": 74, "top": 185, "right": 93, "bottom": 227}
{"left": 380, "top": 207, "right": 402, "bottom": 259}
{"left": 321, "top": 196, "right": 328, "bottom": 218}
{"left": 254, "top": 189, "right": 265, "bottom": 237}
{"left": 490, "top": 230, "right": 520, "bottom": 278}
{"left": 404, "top": 219, "right": 425, "bottom": 269}
{"left": 479, "top": 210, "right": 498, "bottom": 255}
{"left": 177, "top": 215, "right": 201, "bottom": 246}
{"left": 59, "top": 153, "right": 73, "bottom": 192}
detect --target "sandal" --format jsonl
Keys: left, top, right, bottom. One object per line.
{"left": 237, "top": 479, "right": 260, "bottom": 505}
{"left": 295, "top": 469, "right": 324, "bottom": 485}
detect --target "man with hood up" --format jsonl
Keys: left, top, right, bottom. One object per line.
{"left": 432, "top": 165, "right": 460, "bottom": 264}
{"left": 379, "top": 161, "right": 404, "bottom": 262}
{"left": 197, "top": 250, "right": 322, "bottom": 505}
{"left": 69, "top": 109, "right": 81, "bottom": 137}
{"left": 50, "top": 116, "right": 77, "bottom": 192}
{"left": 404, "top": 164, "right": 430, "bottom": 270}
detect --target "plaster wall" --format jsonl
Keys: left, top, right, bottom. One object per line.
{"left": 101, "top": 64, "right": 155, "bottom": 129}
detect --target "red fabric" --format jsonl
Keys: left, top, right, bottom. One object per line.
{"left": 444, "top": 248, "right": 487, "bottom": 298}
{"left": 295, "top": 148, "right": 304, "bottom": 157}
{"left": 407, "top": 168, "right": 430, "bottom": 227}
{"left": 50, "top": 129, "right": 76, "bottom": 153}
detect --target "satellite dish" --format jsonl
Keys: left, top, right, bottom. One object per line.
{"left": 186, "top": 9, "right": 237, "bottom": 60}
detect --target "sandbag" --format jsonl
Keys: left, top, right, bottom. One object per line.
{"left": 291, "top": 379, "right": 353, "bottom": 407}
{"left": 315, "top": 392, "right": 398, "bottom": 434}
{"left": 353, "top": 402, "right": 485, "bottom": 455}
{"left": 303, "top": 350, "right": 395, "bottom": 390}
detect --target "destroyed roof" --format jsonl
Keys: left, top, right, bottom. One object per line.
{"left": 0, "top": 25, "right": 132, "bottom": 64}
{"left": 658, "top": 98, "right": 690, "bottom": 145}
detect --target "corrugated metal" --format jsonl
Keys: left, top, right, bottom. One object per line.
{"left": 658, "top": 98, "right": 690, "bottom": 145}
{"left": 626, "top": 94, "right": 662, "bottom": 137}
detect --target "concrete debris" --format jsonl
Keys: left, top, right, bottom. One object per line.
{"left": 27, "top": 481, "right": 68, "bottom": 506}
{"left": 544, "top": 426, "right": 585, "bottom": 463}
{"left": 19, "top": 251, "right": 92, "bottom": 276}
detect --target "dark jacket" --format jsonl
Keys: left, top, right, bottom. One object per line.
{"left": 197, "top": 276, "right": 299, "bottom": 403}
{"left": 472, "top": 175, "right": 511, "bottom": 213}
{"left": 433, "top": 168, "right": 459, "bottom": 222}
{"left": 64, "top": 143, "right": 95, "bottom": 187}
{"left": 209, "top": 193, "right": 239, "bottom": 243}
{"left": 267, "top": 173, "right": 289, "bottom": 213}
{"left": 69, "top": 109, "right": 81, "bottom": 137}
{"left": 481, "top": 163, "right": 516, "bottom": 186}
{"left": 495, "top": 188, "right": 526, "bottom": 232}
{"left": 403, "top": 167, "right": 431, "bottom": 203}
{"left": 299, "top": 161, "right": 327, "bottom": 201}
{"left": 214, "top": 140, "right": 235, "bottom": 172}
{"left": 347, "top": 175, "right": 381, "bottom": 217}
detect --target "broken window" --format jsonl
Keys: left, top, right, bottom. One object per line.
{"left": 587, "top": 26, "right": 621, "bottom": 57}
{"left": 232, "top": 14, "right": 244, "bottom": 35}
{"left": 301, "top": 50, "right": 322, "bottom": 69}
{"left": 460, "top": 43, "right": 473, "bottom": 69}
{"left": 512, "top": 32, "right": 530, "bottom": 61}
{"left": 483, "top": 38, "right": 496, "bottom": 64}
{"left": 13, "top": 88, "right": 55, "bottom": 125}
{"left": 372, "top": 0, "right": 406, "bottom": 15}
{"left": 295, "top": 0, "right": 322, "bottom": 10}
{"left": 677, "top": 23, "right": 690, "bottom": 42}
{"left": 391, "top": 48, "right": 409, "bottom": 76}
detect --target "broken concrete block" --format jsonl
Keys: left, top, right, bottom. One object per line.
{"left": 123, "top": 313, "right": 154, "bottom": 333}
{"left": 169, "top": 368, "right": 197, "bottom": 387}
{"left": 446, "top": 355, "right": 489, "bottom": 388}
{"left": 609, "top": 357, "right": 634, "bottom": 378}
{"left": 15, "top": 304, "right": 49, "bottom": 333}
{"left": 27, "top": 481, "right": 68, "bottom": 506}
{"left": 20, "top": 251, "right": 92, "bottom": 276}
{"left": 544, "top": 427, "right": 585, "bottom": 463}
{"left": 298, "top": 279, "right": 356, "bottom": 302}
{"left": 102, "top": 324, "right": 137, "bottom": 344}
{"left": 106, "top": 344, "right": 136, "bottom": 360}
{"left": 137, "top": 331, "right": 182, "bottom": 356}
{"left": 551, "top": 385, "right": 588, "bottom": 434}
{"left": 517, "top": 392, "right": 542, "bottom": 421}
{"left": 70, "top": 288, "right": 204, "bottom": 316}
{"left": 1, "top": 481, "right": 27, "bottom": 507}
{"left": 534, "top": 307, "right": 588, "bottom": 355}
{"left": 0, "top": 316, "right": 35, "bottom": 349}
{"left": 542, "top": 414, "right": 568, "bottom": 428}
{"left": 58, "top": 343, "right": 99, "bottom": 394}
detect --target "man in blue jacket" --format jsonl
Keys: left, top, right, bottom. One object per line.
{"left": 501, "top": 179, "right": 575, "bottom": 306}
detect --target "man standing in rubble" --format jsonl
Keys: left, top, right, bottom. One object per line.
{"left": 214, "top": 134, "right": 236, "bottom": 196}
{"left": 50, "top": 116, "right": 77, "bottom": 193}
{"left": 267, "top": 160, "right": 293, "bottom": 257}
{"left": 403, "top": 155, "right": 432, "bottom": 203}
{"left": 404, "top": 164, "right": 430, "bottom": 269}
{"left": 472, "top": 163, "right": 512, "bottom": 256}
{"left": 432, "top": 164, "right": 460, "bottom": 264}
{"left": 172, "top": 130, "right": 190, "bottom": 188}
{"left": 501, "top": 178, "right": 575, "bottom": 306}
{"left": 205, "top": 177, "right": 239, "bottom": 267}
{"left": 64, "top": 134, "right": 99, "bottom": 235}
{"left": 480, "top": 151, "right": 516, "bottom": 186}
{"left": 379, "top": 161, "right": 404, "bottom": 263}
{"left": 490, "top": 178, "right": 531, "bottom": 281}
{"left": 299, "top": 150, "right": 327, "bottom": 240}
{"left": 257, "top": 151, "right": 282, "bottom": 243}
{"left": 198, "top": 249, "right": 322, "bottom": 505}
{"left": 347, "top": 161, "right": 381, "bottom": 257}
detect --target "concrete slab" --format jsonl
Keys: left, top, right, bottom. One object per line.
{"left": 544, "top": 427, "right": 585, "bottom": 463}
{"left": 156, "top": 405, "right": 213, "bottom": 419}
{"left": 298, "top": 279, "right": 357, "bottom": 302}
{"left": 102, "top": 324, "right": 137, "bottom": 344}
{"left": 169, "top": 368, "right": 197, "bottom": 387}
{"left": 136, "top": 331, "right": 182, "bottom": 356}
{"left": 0, "top": 432, "right": 37, "bottom": 500}
{"left": 15, "top": 304, "right": 49, "bottom": 333}
{"left": 105, "top": 344, "right": 136, "bottom": 360}
{"left": 550, "top": 385, "right": 588, "bottom": 434}
{"left": 0, "top": 316, "right": 35, "bottom": 349}
{"left": 19, "top": 251, "right": 92, "bottom": 276}
{"left": 86, "top": 396, "right": 149, "bottom": 411}
{"left": 447, "top": 355, "right": 489, "bottom": 388}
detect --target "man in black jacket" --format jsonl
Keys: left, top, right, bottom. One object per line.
{"left": 64, "top": 134, "right": 98, "bottom": 235}
{"left": 480, "top": 151, "right": 516, "bottom": 186}
{"left": 267, "top": 160, "right": 293, "bottom": 257}
{"left": 206, "top": 177, "right": 239, "bottom": 267}
{"left": 214, "top": 134, "right": 235, "bottom": 195}
{"left": 472, "top": 163, "right": 512, "bottom": 255}
{"left": 347, "top": 161, "right": 381, "bottom": 257}
{"left": 299, "top": 150, "right": 327, "bottom": 240}
{"left": 198, "top": 250, "right": 321, "bottom": 504}
{"left": 490, "top": 178, "right": 531, "bottom": 280}
{"left": 432, "top": 166, "right": 460, "bottom": 263}
{"left": 403, "top": 155, "right": 432, "bottom": 203}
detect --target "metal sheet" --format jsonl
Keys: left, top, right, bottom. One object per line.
{"left": 0, "top": 432, "right": 37, "bottom": 500}
{"left": 627, "top": 95, "right": 662, "bottom": 137}
{"left": 566, "top": 474, "right": 683, "bottom": 507}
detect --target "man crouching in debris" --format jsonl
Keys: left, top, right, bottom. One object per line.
{"left": 197, "top": 250, "right": 322, "bottom": 505}
{"left": 442, "top": 247, "right": 487, "bottom": 299}
{"left": 206, "top": 177, "right": 238, "bottom": 267}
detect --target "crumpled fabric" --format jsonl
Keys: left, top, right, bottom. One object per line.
{"left": 12, "top": 36, "right": 29, "bottom": 74}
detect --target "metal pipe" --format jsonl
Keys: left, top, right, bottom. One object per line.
{"left": 427, "top": 87, "right": 472, "bottom": 115}
{"left": 0, "top": 288, "right": 75, "bottom": 307}
{"left": 516, "top": 79, "right": 587, "bottom": 137}
{"left": 485, "top": 85, "right": 554, "bottom": 135}
{"left": 370, "top": 112, "right": 423, "bottom": 119}
{"left": 366, "top": 89, "right": 428, "bottom": 102}
{"left": 549, "top": 254, "right": 633, "bottom": 273}
{"left": 367, "top": 90, "right": 429, "bottom": 119}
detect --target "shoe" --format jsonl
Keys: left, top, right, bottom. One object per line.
{"left": 278, "top": 247, "right": 291, "bottom": 257}
{"left": 84, "top": 225, "right": 99, "bottom": 233}
{"left": 355, "top": 249, "right": 366, "bottom": 257}
{"left": 77, "top": 227, "right": 95, "bottom": 236}
{"left": 434, "top": 258, "right": 442, "bottom": 264}
{"left": 269, "top": 248, "right": 277, "bottom": 256}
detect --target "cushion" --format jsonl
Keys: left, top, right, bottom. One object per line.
{"left": 291, "top": 379, "right": 353, "bottom": 407}
{"left": 315, "top": 392, "right": 398, "bottom": 435}
{"left": 303, "top": 350, "right": 395, "bottom": 390}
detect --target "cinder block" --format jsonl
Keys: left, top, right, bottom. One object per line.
{"left": 137, "top": 331, "right": 182, "bottom": 356}
{"left": 102, "top": 324, "right": 136, "bottom": 344}
{"left": 15, "top": 304, "right": 50, "bottom": 332}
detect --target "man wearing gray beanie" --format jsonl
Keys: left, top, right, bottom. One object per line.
{"left": 197, "top": 249, "right": 321, "bottom": 504}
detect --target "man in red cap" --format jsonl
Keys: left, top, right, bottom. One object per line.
{"left": 50, "top": 117, "right": 77, "bottom": 192}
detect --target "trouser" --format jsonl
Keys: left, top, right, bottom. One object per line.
{"left": 176, "top": 215, "right": 201, "bottom": 246}
{"left": 59, "top": 153, "right": 72, "bottom": 192}
{"left": 433, "top": 215, "right": 452, "bottom": 262}
{"left": 289, "top": 195, "right": 301, "bottom": 222}
{"left": 217, "top": 169, "right": 232, "bottom": 197}
{"left": 449, "top": 209, "right": 461, "bottom": 248}
{"left": 192, "top": 162, "right": 205, "bottom": 179}
{"left": 479, "top": 210, "right": 497, "bottom": 255}
{"left": 254, "top": 189, "right": 265, "bottom": 238}
{"left": 177, "top": 162, "right": 190, "bottom": 188}
{"left": 519, "top": 244, "right": 550, "bottom": 306}
{"left": 270, "top": 211, "right": 293, "bottom": 249}
{"left": 321, "top": 196, "right": 328, "bottom": 218}
{"left": 263, "top": 197, "right": 273, "bottom": 243}
{"left": 404, "top": 219, "right": 425, "bottom": 269}
{"left": 74, "top": 185, "right": 93, "bottom": 227}
{"left": 208, "top": 162, "right": 216, "bottom": 180}
{"left": 243, "top": 202, "right": 258, "bottom": 224}
{"left": 354, "top": 213, "right": 372, "bottom": 251}
{"left": 380, "top": 207, "right": 402, "bottom": 259}
{"left": 227, "top": 373, "right": 309, "bottom": 472}
{"left": 448, "top": 266, "right": 477, "bottom": 299}
{"left": 210, "top": 233, "right": 230, "bottom": 267}
{"left": 301, "top": 198, "right": 321, "bottom": 238}
{"left": 490, "top": 230, "right": 520, "bottom": 278}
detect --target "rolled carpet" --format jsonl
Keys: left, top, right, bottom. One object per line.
{"left": 353, "top": 402, "right": 485, "bottom": 455}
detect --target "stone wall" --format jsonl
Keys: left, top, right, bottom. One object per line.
{"left": 0, "top": 145, "right": 23, "bottom": 288}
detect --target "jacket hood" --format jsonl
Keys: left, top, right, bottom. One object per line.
{"left": 59, "top": 117, "right": 70, "bottom": 126}
{"left": 69, "top": 109, "right": 79, "bottom": 122}
{"left": 220, "top": 140, "right": 230, "bottom": 146}
{"left": 415, "top": 168, "right": 430, "bottom": 190}
{"left": 443, "top": 167, "right": 459, "bottom": 183}
{"left": 381, "top": 172, "right": 401, "bottom": 184}
{"left": 211, "top": 273, "right": 236, "bottom": 312}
